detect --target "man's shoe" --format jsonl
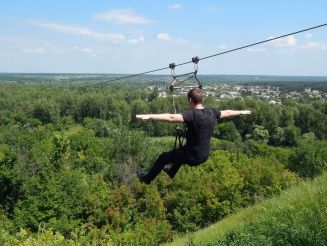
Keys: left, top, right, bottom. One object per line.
{"left": 137, "top": 171, "right": 151, "bottom": 185}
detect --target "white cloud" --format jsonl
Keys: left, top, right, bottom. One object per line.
{"left": 301, "top": 41, "right": 327, "bottom": 50}
{"left": 93, "top": 9, "right": 151, "bottom": 24}
{"left": 269, "top": 35, "right": 297, "bottom": 47}
{"left": 127, "top": 35, "right": 145, "bottom": 45}
{"left": 157, "top": 33, "right": 192, "bottom": 46}
{"left": 73, "top": 46, "right": 97, "bottom": 56}
{"left": 217, "top": 44, "right": 228, "bottom": 49}
{"left": 0, "top": 36, "right": 56, "bottom": 48}
{"left": 23, "top": 48, "right": 45, "bottom": 53}
{"left": 26, "top": 19, "right": 125, "bottom": 43}
{"left": 247, "top": 47, "right": 266, "bottom": 53}
{"left": 266, "top": 35, "right": 327, "bottom": 51}
{"left": 81, "top": 48, "right": 93, "bottom": 53}
{"left": 0, "top": 37, "right": 24, "bottom": 43}
{"left": 157, "top": 33, "right": 172, "bottom": 42}
{"left": 169, "top": 3, "right": 182, "bottom": 10}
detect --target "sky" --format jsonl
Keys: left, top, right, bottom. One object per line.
{"left": 0, "top": 0, "right": 327, "bottom": 76}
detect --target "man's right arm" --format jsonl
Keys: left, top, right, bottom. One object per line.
{"left": 136, "top": 113, "right": 184, "bottom": 122}
{"left": 220, "top": 110, "right": 251, "bottom": 119}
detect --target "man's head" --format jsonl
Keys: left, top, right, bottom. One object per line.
{"left": 187, "top": 87, "right": 203, "bottom": 108}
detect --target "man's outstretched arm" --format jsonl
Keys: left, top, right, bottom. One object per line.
{"left": 220, "top": 110, "right": 251, "bottom": 119}
{"left": 136, "top": 114, "right": 184, "bottom": 123}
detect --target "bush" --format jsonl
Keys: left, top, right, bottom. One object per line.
{"left": 288, "top": 140, "right": 327, "bottom": 178}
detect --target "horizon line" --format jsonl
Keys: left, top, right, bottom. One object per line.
{"left": 1, "top": 72, "right": 327, "bottom": 78}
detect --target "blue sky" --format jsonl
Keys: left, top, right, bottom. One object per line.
{"left": 0, "top": 0, "right": 326, "bottom": 75}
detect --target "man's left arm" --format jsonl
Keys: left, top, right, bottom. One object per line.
{"left": 220, "top": 110, "right": 251, "bottom": 119}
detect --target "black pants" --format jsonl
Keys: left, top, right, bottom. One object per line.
{"left": 144, "top": 148, "right": 201, "bottom": 183}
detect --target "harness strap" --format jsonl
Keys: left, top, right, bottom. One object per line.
{"left": 173, "top": 126, "right": 186, "bottom": 151}
{"left": 169, "top": 57, "right": 201, "bottom": 151}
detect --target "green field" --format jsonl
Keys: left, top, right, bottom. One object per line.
{"left": 165, "top": 172, "right": 327, "bottom": 246}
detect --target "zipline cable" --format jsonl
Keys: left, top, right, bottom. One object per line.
{"left": 89, "top": 23, "right": 327, "bottom": 87}
{"left": 199, "top": 23, "right": 327, "bottom": 62}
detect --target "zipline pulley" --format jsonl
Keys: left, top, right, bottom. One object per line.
{"left": 169, "top": 56, "right": 202, "bottom": 94}
{"left": 168, "top": 57, "right": 202, "bottom": 114}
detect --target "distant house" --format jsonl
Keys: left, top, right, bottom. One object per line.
{"left": 312, "top": 90, "right": 320, "bottom": 96}
{"left": 219, "top": 93, "right": 231, "bottom": 99}
{"left": 158, "top": 92, "right": 167, "bottom": 98}
{"left": 229, "top": 91, "right": 241, "bottom": 98}
{"left": 304, "top": 88, "right": 311, "bottom": 93}
{"left": 269, "top": 100, "right": 282, "bottom": 105}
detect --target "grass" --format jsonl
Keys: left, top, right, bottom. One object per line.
{"left": 148, "top": 136, "right": 175, "bottom": 143}
{"left": 164, "top": 172, "right": 327, "bottom": 246}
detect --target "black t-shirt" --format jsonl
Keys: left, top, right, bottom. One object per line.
{"left": 182, "top": 108, "right": 221, "bottom": 163}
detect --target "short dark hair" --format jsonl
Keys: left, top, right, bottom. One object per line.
{"left": 187, "top": 87, "right": 203, "bottom": 104}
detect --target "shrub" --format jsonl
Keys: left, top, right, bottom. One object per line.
{"left": 288, "top": 140, "right": 327, "bottom": 178}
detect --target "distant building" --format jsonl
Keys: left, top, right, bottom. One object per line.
{"left": 312, "top": 90, "right": 320, "bottom": 96}
{"left": 159, "top": 92, "right": 167, "bottom": 98}
{"left": 229, "top": 91, "right": 241, "bottom": 98}
{"left": 269, "top": 100, "right": 282, "bottom": 105}
{"left": 304, "top": 88, "right": 311, "bottom": 93}
{"left": 219, "top": 93, "right": 231, "bottom": 99}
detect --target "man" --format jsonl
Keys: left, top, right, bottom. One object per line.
{"left": 136, "top": 88, "right": 251, "bottom": 184}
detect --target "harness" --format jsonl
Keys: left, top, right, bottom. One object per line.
{"left": 173, "top": 126, "right": 186, "bottom": 151}
{"left": 168, "top": 56, "right": 202, "bottom": 151}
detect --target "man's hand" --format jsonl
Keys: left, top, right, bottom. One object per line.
{"left": 240, "top": 110, "right": 252, "bottom": 115}
{"left": 136, "top": 114, "right": 151, "bottom": 120}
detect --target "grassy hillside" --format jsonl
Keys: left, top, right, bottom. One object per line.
{"left": 165, "top": 172, "right": 327, "bottom": 246}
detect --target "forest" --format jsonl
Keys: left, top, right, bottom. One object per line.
{"left": 0, "top": 79, "right": 327, "bottom": 245}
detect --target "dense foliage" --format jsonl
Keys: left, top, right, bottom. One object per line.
{"left": 0, "top": 82, "right": 326, "bottom": 245}
{"left": 167, "top": 170, "right": 327, "bottom": 246}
